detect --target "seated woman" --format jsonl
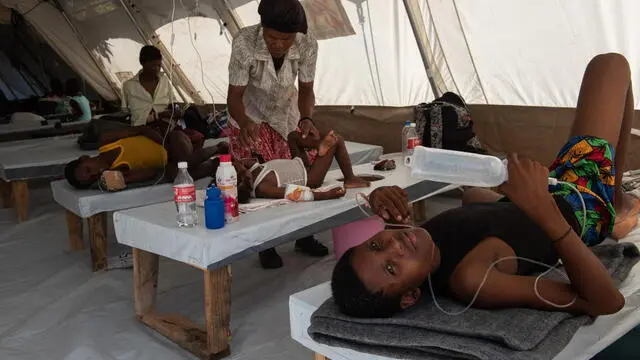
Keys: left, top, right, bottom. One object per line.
{"left": 331, "top": 53, "right": 640, "bottom": 318}
{"left": 65, "top": 126, "right": 227, "bottom": 190}
{"left": 231, "top": 130, "right": 370, "bottom": 203}
{"left": 65, "top": 78, "right": 92, "bottom": 122}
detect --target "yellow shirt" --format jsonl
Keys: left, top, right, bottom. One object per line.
{"left": 99, "top": 136, "right": 168, "bottom": 171}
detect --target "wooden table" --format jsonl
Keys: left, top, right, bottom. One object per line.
{"left": 113, "top": 159, "right": 448, "bottom": 358}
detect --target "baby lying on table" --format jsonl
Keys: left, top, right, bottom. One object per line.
{"left": 229, "top": 131, "right": 371, "bottom": 203}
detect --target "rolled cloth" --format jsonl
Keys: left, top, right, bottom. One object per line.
{"left": 258, "top": 0, "right": 308, "bottom": 34}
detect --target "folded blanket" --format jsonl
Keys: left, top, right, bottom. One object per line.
{"left": 309, "top": 243, "right": 640, "bottom": 360}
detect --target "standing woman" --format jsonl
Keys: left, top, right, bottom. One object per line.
{"left": 226, "top": 0, "right": 327, "bottom": 269}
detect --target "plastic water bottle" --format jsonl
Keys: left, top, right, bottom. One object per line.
{"left": 216, "top": 154, "right": 239, "bottom": 223}
{"left": 409, "top": 146, "right": 507, "bottom": 187}
{"left": 401, "top": 120, "right": 411, "bottom": 156}
{"left": 402, "top": 122, "right": 420, "bottom": 166}
{"left": 204, "top": 186, "right": 225, "bottom": 230}
{"left": 173, "top": 161, "right": 197, "bottom": 227}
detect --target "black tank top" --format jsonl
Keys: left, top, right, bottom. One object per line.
{"left": 421, "top": 196, "right": 579, "bottom": 292}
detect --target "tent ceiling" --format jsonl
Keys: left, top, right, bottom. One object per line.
{"left": 0, "top": 0, "right": 639, "bottom": 109}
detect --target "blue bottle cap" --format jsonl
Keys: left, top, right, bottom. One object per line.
{"left": 404, "top": 120, "right": 412, "bottom": 126}
{"left": 206, "top": 186, "right": 221, "bottom": 200}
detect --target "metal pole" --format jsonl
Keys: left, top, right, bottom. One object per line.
{"left": 403, "top": 0, "right": 442, "bottom": 98}
{"left": 211, "top": 0, "right": 243, "bottom": 37}
{"left": 53, "top": 2, "right": 122, "bottom": 100}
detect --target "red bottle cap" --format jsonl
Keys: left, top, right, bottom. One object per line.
{"left": 220, "top": 154, "right": 232, "bottom": 163}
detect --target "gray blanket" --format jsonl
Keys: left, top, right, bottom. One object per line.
{"left": 309, "top": 243, "right": 640, "bottom": 360}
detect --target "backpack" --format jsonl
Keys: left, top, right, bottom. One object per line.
{"left": 414, "top": 92, "right": 486, "bottom": 154}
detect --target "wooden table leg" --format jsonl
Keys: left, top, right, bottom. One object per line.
{"left": 133, "top": 248, "right": 159, "bottom": 316}
{"left": 314, "top": 354, "right": 329, "bottom": 360}
{"left": 66, "top": 211, "right": 85, "bottom": 251}
{"left": 204, "top": 266, "right": 232, "bottom": 356}
{"left": 412, "top": 199, "right": 427, "bottom": 224}
{"left": 87, "top": 212, "right": 108, "bottom": 271}
{"left": 134, "top": 258, "right": 232, "bottom": 359}
{"left": 12, "top": 181, "right": 28, "bottom": 222}
{"left": 0, "top": 180, "right": 11, "bottom": 209}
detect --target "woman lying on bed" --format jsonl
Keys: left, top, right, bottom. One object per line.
{"left": 64, "top": 125, "right": 228, "bottom": 191}
{"left": 332, "top": 53, "right": 640, "bottom": 318}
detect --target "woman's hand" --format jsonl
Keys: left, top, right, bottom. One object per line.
{"left": 240, "top": 121, "right": 261, "bottom": 148}
{"left": 299, "top": 118, "right": 320, "bottom": 140}
{"left": 368, "top": 186, "right": 411, "bottom": 223}
{"left": 498, "top": 153, "right": 559, "bottom": 226}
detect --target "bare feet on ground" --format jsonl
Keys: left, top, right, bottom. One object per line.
{"left": 344, "top": 176, "right": 371, "bottom": 189}
{"left": 612, "top": 193, "right": 640, "bottom": 239}
{"left": 318, "top": 130, "right": 339, "bottom": 157}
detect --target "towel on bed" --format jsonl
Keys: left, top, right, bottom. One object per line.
{"left": 309, "top": 243, "right": 640, "bottom": 360}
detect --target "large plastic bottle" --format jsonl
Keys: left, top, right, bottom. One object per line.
{"left": 401, "top": 120, "right": 411, "bottom": 157}
{"left": 410, "top": 146, "right": 507, "bottom": 187}
{"left": 173, "top": 161, "right": 197, "bottom": 227}
{"left": 216, "top": 154, "right": 239, "bottom": 223}
{"left": 402, "top": 122, "right": 420, "bottom": 166}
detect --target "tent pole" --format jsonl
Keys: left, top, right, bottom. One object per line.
{"left": 402, "top": 0, "right": 444, "bottom": 98}
{"left": 53, "top": 4, "right": 122, "bottom": 101}
{"left": 211, "top": 0, "right": 243, "bottom": 37}
{"left": 117, "top": 0, "right": 205, "bottom": 105}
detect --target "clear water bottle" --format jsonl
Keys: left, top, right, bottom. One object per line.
{"left": 401, "top": 120, "right": 411, "bottom": 155}
{"left": 402, "top": 122, "right": 420, "bottom": 166}
{"left": 173, "top": 161, "right": 197, "bottom": 227}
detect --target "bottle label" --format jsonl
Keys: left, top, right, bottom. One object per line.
{"left": 224, "top": 196, "right": 239, "bottom": 221}
{"left": 407, "top": 137, "right": 421, "bottom": 150}
{"left": 174, "top": 185, "right": 196, "bottom": 203}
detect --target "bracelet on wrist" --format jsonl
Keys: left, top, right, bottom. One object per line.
{"left": 552, "top": 226, "right": 573, "bottom": 243}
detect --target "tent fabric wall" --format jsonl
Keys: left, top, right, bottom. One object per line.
{"left": 0, "top": 0, "right": 119, "bottom": 101}
{"left": 422, "top": 0, "right": 640, "bottom": 108}
{"left": 3, "top": 0, "right": 640, "bottom": 110}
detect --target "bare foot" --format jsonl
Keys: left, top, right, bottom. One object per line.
{"left": 612, "top": 193, "right": 640, "bottom": 239}
{"left": 325, "top": 187, "right": 346, "bottom": 199}
{"left": 344, "top": 176, "right": 371, "bottom": 189}
{"left": 313, "top": 187, "right": 346, "bottom": 201}
{"left": 318, "top": 130, "right": 339, "bottom": 157}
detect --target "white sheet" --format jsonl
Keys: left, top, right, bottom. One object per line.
{"left": 0, "top": 118, "right": 87, "bottom": 136}
{"left": 51, "top": 141, "right": 382, "bottom": 218}
{"left": 0, "top": 135, "right": 92, "bottom": 181}
{"left": 114, "top": 158, "right": 447, "bottom": 269}
{"left": 289, "top": 228, "right": 640, "bottom": 360}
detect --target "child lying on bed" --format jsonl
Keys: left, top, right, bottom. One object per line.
{"left": 230, "top": 131, "right": 370, "bottom": 203}
{"left": 331, "top": 53, "right": 640, "bottom": 318}
{"left": 64, "top": 125, "right": 228, "bottom": 190}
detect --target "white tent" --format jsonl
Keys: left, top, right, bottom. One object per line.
{"left": 2, "top": 0, "right": 640, "bottom": 164}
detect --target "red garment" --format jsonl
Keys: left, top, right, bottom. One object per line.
{"left": 224, "top": 123, "right": 317, "bottom": 164}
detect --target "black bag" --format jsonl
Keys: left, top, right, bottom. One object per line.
{"left": 414, "top": 92, "right": 486, "bottom": 154}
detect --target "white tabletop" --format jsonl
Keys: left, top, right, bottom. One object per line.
{"left": 114, "top": 158, "right": 449, "bottom": 269}
{"left": 51, "top": 141, "right": 382, "bottom": 218}
{"left": 0, "top": 119, "right": 88, "bottom": 136}
{"left": 0, "top": 135, "right": 92, "bottom": 181}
